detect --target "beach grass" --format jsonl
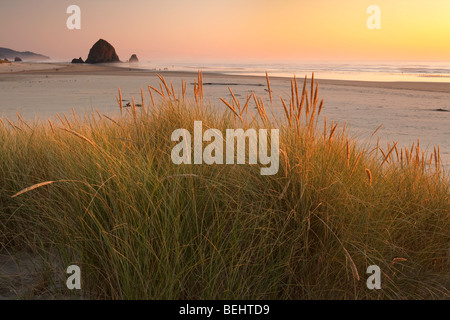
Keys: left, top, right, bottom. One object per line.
{"left": 0, "top": 73, "right": 449, "bottom": 299}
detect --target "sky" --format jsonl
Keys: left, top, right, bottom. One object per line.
{"left": 1, "top": 0, "right": 450, "bottom": 62}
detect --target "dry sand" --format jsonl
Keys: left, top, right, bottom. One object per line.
{"left": 1, "top": 62, "right": 449, "bottom": 167}
{"left": 0, "top": 249, "right": 66, "bottom": 300}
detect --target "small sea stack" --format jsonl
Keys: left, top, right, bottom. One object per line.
{"left": 71, "top": 57, "right": 84, "bottom": 64}
{"left": 129, "top": 54, "right": 139, "bottom": 63}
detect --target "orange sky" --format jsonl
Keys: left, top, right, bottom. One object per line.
{"left": 2, "top": 0, "right": 450, "bottom": 61}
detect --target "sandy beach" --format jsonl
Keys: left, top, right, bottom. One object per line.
{"left": 1, "top": 62, "right": 449, "bottom": 166}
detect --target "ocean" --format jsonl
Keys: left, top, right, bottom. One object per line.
{"left": 117, "top": 60, "right": 450, "bottom": 83}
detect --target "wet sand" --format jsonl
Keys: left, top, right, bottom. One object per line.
{"left": 4, "top": 62, "right": 450, "bottom": 93}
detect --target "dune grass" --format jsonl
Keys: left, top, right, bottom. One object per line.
{"left": 0, "top": 73, "right": 449, "bottom": 299}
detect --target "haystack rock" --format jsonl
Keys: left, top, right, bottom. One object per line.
{"left": 85, "top": 39, "right": 120, "bottom": 64}
{"left": 71, "top": 57, "right": 84, "bottom": 64}
{"left": 14, "top": 57, "right": 22, "bottom": 62}
{"left": 129, "top": 54, "right": 139, "bottom": 63}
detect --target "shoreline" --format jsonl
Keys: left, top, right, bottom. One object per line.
{"left": 3, "top": 62, "right": 450, "bottom": 94}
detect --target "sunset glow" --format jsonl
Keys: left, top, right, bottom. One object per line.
{"left": 2, "top": 0, "right": 450, "bottom": 62}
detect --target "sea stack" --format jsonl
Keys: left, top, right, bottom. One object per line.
{"left": 14, "top": 57, "right": 22, "bottom": 62}
{"left": 71, "top": 57, "right": 84, "bottom": 64}
{"left": 85, "top": 39, "right": 120, "bottom": 64}
{"left": 129, "top": 54, "right": 139, "bottom": 63}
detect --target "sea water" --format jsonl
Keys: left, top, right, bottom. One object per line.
{"left": 118, "top": 60, "right": 450, "bottom": 83}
